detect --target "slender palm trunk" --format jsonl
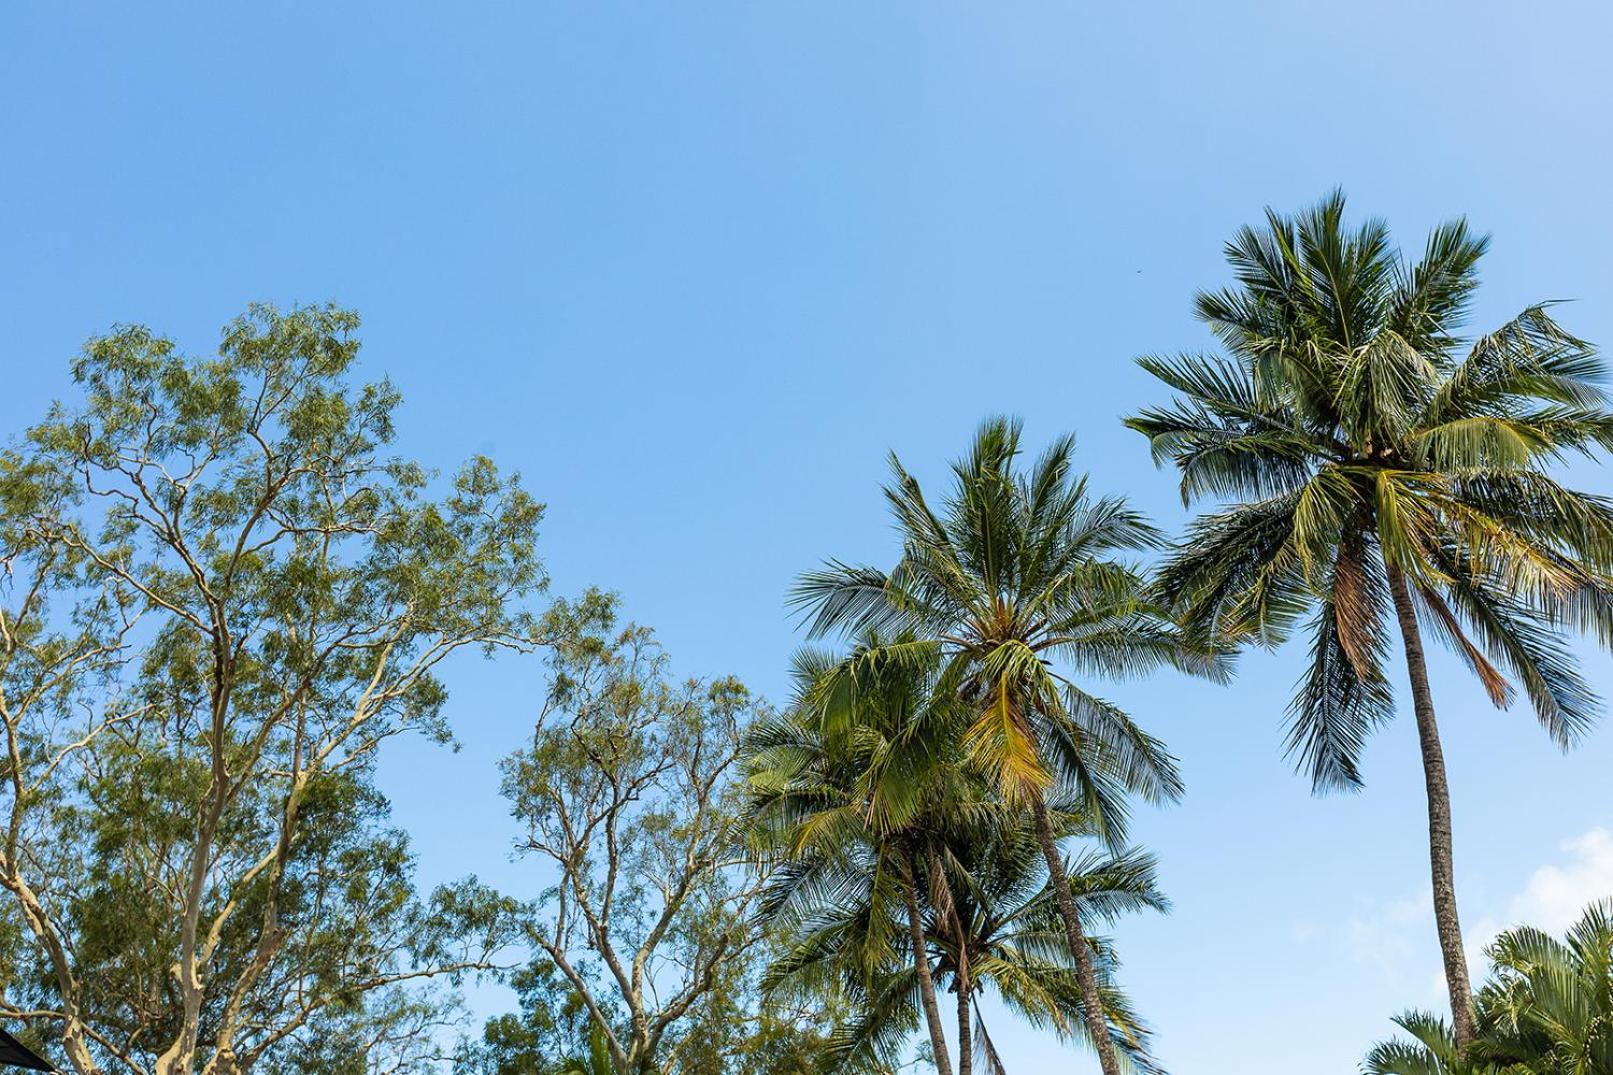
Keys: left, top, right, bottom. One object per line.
{"left": 1031, "top": 795, "right": 1122, "bottom": 1075}
{"left": 902, "top": 852, "right": 954, "bottom": 1075}
{"left": 956, "top": 978, "right": 973, "bottom": 1075}
{"left": 1385, "top": 564, "right": 1476, "bottom": 1051}
{"left": 930, "top": 846, "right": 974, "bottom": 1075}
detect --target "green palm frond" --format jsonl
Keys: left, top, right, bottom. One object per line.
{"left": 1132, "top": 191, "right": 1613, "bottom": 793}
{"left": 1389, "top": 217, "right": 1487, "bottom": 355}
{"left": 1365, "top": 1011, "right": 1462, "bottom": 1075}
{"left": 1286, "top": 591, "right": 1396, "bottom": 791}
{"left": 1370, "top": 900, "right": 1613, "bottom": 1073}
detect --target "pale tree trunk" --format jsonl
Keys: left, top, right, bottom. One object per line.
{"left": 204, "top": 766, "right": 312, "bottom": 1075}
{"left": 0, "top": 863, "right": 102, "bottom": 1074}
{"left": 155, "top": 703, "right": 232, "bottom": 1075}
{"left": 1031, "top": 796, "right": 1122, "bottom": 1075}
{"left": 901, "top": 852, "right": 953, "bottom": 1075}
{"left": 1385, "top": 564, "right": 1476, "bottom": 1051}
{"left": 60, "top": 1027, "right": 102, "bottom": 1075}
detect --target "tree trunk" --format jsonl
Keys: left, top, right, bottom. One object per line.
{"left": 932, "top": 848, "right": 972, "bottom": 1075}
{"left": 1031, "top": 796, "right": 1121, "bottom": 1075}
{"left": 902, "top": 853, "right": 954, "bottom": 1075}
{"left": 956, "top": 979, "right": 973, "bottom": 1075}
{"left": 1385, "top": 563, "right": 1476, "bottom": 1051}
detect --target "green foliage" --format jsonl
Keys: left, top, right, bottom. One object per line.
{"left": 0, "top": 304, "right": 545, "bottom": 1074}
{"left": 748, "top": 643, "right": 1167, "bottom": 1075}
{"left": 0, "top": 201, "right": 1606, "bottom": 1075}
{"left": 1128, "top": 192, "right": 1613, "bottom": 789}
{"left": 1366, "top": 901, "right": 1613, "bottom": 1074}
{"left": 469, "top": 596, "right": 845, "bottom": 1075}
{"left": 787, "top": 418, "right": 1218, "bottom": 1075}
{"left": 791, "top": 416, "right": 1222, "bottom": 845}
{"left": 1132, "top": 191, "right": 1613, "bottom": 1052}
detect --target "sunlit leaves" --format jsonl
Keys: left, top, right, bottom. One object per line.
{"left": 793, "top": 417, "right": 1206, "bottom": 819}
{"left": 1132, "top": 192, "right": 1613, "bottom": 791}
{"left": 1367, "top": 900, "right": 1613, "bottom": 1074}
{"left": 2, "top": 304, "right": 547, "bottom": 1075}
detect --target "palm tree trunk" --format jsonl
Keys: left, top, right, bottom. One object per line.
{"left": 1031, "top": 795, "right": 1122, "bottom": 1075}
{"left": 956, "top": 978, "right": 973, "bottom": 1075}
{"left": 929, "top": 846, "right": 974, "bottom": 1075}
{"left": 1385, "top": 563, "right": 1477, "bottom": 1051}
{"left": 902, "top": 852, "right": 954, "bottom": 1075}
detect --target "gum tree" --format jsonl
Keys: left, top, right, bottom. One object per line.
{"left": 488, "top": 594, "right": 813, "bottom": 1075}
{"left": 0, "top": 305, "right": 545, "bottom": 1075}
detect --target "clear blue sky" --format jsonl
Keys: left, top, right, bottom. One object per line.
{"left": 5, "top": 4, "right": 1613, "bottom": 1071}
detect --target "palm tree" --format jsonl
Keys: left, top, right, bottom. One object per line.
{"left": 746, "top": 640, "right": 973, "bottom": 1075}
{"left": 754, "top": 721, "right": 1166, "bottom": 1075}
{"left": 1127, "top": 192, "right": 1613, "bottom": 1049}
{"left": 925, "top": 809, "right": 1169, "bottom": 1075}
{"left": 792, "top": 418, "right": 1225, "bottom": 1075}
{"left": 1364, "top": 1012, "right": 1489, "bottom": 1075}
{"left": 1366, "top": 900, "right": 1613, "bottom": 1074}
{"left": 1477, "top": 901, "right": 1613, "bottom": 1071}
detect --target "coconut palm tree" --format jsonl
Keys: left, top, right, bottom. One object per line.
{"left": 791, "top": 418, "right": 1225, "bottom": 1075}
{"left": 1128, "top": 192, "right": 1613, "bottom": 1048}
{"left": 754, "top": 734, "right": 1165, "bottom": 1075}
{"left": 925, "top": 810, "right": 1169, "bottom": 1075}
{"left": 1366, "top": 900, "right": 1613, "bottom": 1075}
{"left": 746, "top": 640, "right": 974, "bottom": 1075}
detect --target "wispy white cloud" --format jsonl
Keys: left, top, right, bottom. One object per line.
{"left": 1300, "top": 827, "right": 1613, "bottom": 1004}
{"left": 1499, "top": 828, "right": 1613, "bottom": 933}
{"left": 1465, "top": 827, "right": 1613, "bottom": 968}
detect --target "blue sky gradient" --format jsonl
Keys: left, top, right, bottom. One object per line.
{"left": 5, "top": 4, "right": 1613, "bottom": 1070}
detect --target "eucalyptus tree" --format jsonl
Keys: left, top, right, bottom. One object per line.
{"left": 1366, "top": 900, "right": 1613, "bottom": 1075}
{"left": 495, "top": 593, "right": 814, "bottom": 1075}
{"left": 791, "top": 420, "right": 1223, "bottom": 1075}
{"left": 1128, "top": 192, "right": 1613, "bottom": 1048}
{"left": 0, "top": 305, "right": 544, "bottom": 1075}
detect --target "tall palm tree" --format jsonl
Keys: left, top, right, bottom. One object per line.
{"left": 1128, "top": 191, "right": 1613, "bottom": 1049}
{"left": 792, "top": 419, "right": 1225, "bottom": 1075}
{"left": 925, "top": 808, "right": 1169, "bottom": 1075}
{"left": 756, "top": 750, "right": 1165, "bottom": 1075}
{"left": 1366, "top": 900, "right": 1613, "bottom": 1075}
{"left": 746, "top": 640, "right": 973, "bottom": 1075}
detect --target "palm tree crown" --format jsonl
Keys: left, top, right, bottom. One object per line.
{"left": 746, "top": 643, "right": 1167, "bottom": 1075}
{"left": 790, "top": 418, "right": 1224, "bottom": 1075}
{"left": 746, "top": 639, "right": 977, "bottom": 1075}
{"left": 925, "top": 809, "right": 1169, "bottom": 1075}
{"left": 1129, "top": 191, "right": 1613, "bottom": 786}
{"left": 1128, "top": 190, "right": 1613, "bottom": 1048}
{"left": 793, "top": 417, "right": 1224, "bottom": 833}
